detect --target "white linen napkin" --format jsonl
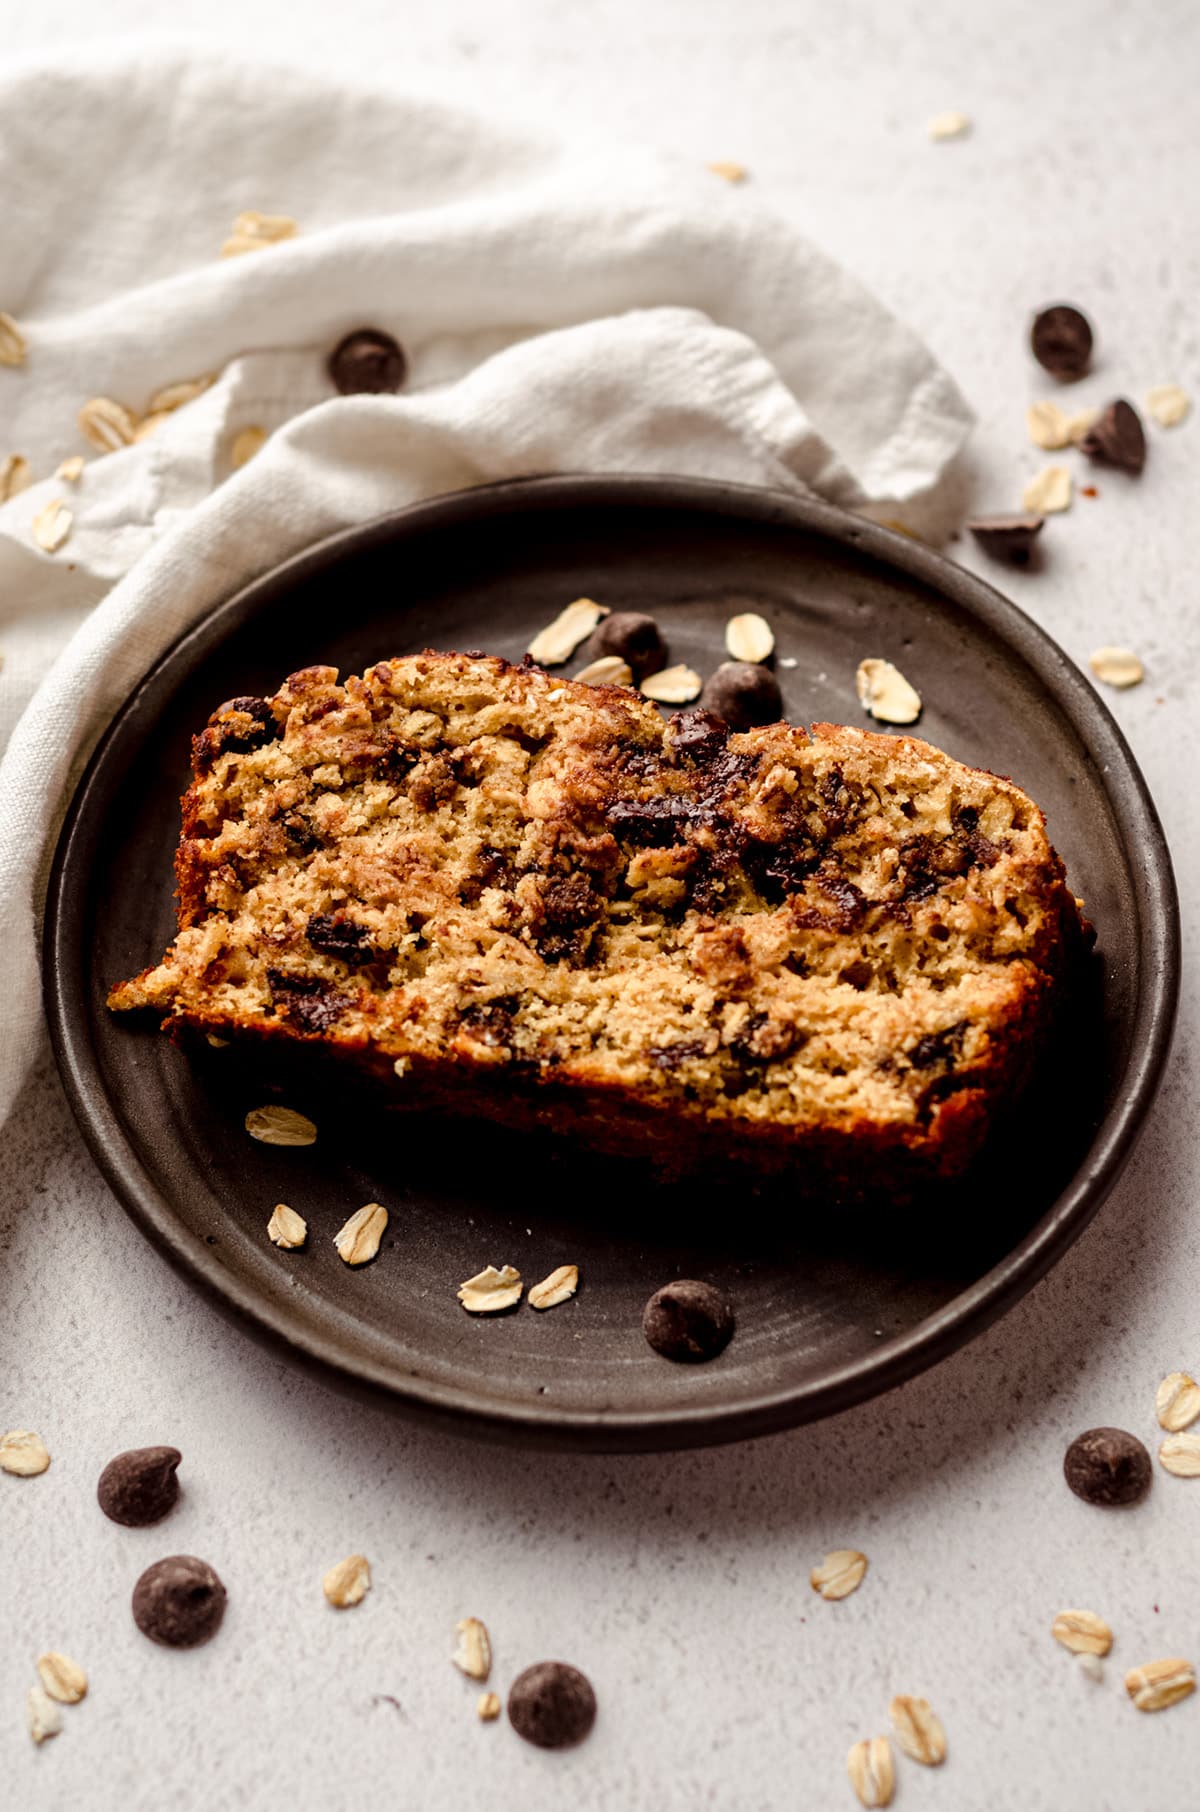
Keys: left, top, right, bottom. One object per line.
{"left": 0, "top": 43, "right": 972, "bottom": 1129}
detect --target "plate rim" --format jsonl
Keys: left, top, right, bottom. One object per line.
{"left": 43, "top": 473, "right": 1181, "bottom": 1451}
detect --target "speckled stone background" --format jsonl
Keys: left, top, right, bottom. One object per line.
{"left": 4, "top": 3, "right": 1199, "bottom": 1807}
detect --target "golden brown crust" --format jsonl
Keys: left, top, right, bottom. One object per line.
{"left": 109, "top": 651, "right": 1085, "bottom": 1184}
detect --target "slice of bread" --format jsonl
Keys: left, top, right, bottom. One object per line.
{"left": 109, "top": 651, "right": 1084, "bottom": 1186}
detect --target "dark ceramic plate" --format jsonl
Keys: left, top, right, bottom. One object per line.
{"left": 45, "top": 477, "right": 1178, "bottom": 1451}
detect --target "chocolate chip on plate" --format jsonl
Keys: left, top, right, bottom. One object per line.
{"left": 132, "top": 1556, "right": 227, "bottom": 1648}
{"left": 327, "top": 328, "right": 407, "bottom": 396}
{"left": 508, "top": 1662, "right": 597, "bottom": 1749}
{"left": 643, "top": 1279, "right": 735, "bottom": 1363}
{"left": 966, "top": 514, "right": 1045, "bottom": 565}
{"left": 1030, "top": 304, "right": 1093, "bottom": 381}
{"left": 97, "top": 1446, "right": 182, "bottom": 1527}
{"left": 1064, "top": 1427, "right": 1152, "bottom": 1507}
{"left": 1079, "top": 399, "right": 1147, "bottom": 474}
{"left": 699, "top": 661, "right": 782, "bottom": 730}
{"left": 583, "top": 611, "right": 668, "bottom": 681}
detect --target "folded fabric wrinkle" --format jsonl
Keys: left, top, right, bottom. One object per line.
{"left": 0, "top": 44, "right": 972, "bottom": 1130}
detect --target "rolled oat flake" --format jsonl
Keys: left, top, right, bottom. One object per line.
{"left": 1063, "top": 1426, "right": 1152, "bottom": 1506}
{"left": 1089, "top": 647, "right": 1144, "bottom": 690}
{"left": 847, "top": 1735, "right": 895, "bottom": 1808}
{"left": 36, "top": 1652, "right": 88, "bottom": 1704}
{"left": 27, "top": 1686, "right": 62, "bottom": 1746}
{"left": 132, "top": 1555, "right": 227, "bottom": 1648}
{"left": 1125, "top": 1657, "right": 1196, "bottom": 1713}
{"left": 507, "top": 1661, "right": 596, "bottom": 1748}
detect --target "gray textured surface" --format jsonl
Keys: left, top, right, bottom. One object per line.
{"left": 4, "top": 1, "right": 1199, "bottom": 1807}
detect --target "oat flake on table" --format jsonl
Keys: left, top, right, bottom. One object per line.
{"left": 1026, "top": 400, "right": 1072, "bottom": 450}
{"left": 452, "top": 1617, "right": 492, "bottom": 1681}
{"left": 1089, "top": 646, "right": 1144, "bottom": 689}
{"left": 888, "top": 1695, "right": 946, "bottom": 1766}
{"left": 846, "top": 1736, "right": 894, "bottom": 1808}
{"left": 1158, "top": 1432, "right": 1200, "bottom": 1476}
{"left": 27, "top": 1686, "right": 62, "bottom": 1745}
{"left": 36, "top": 1652, "right": 88, "bottom": 1705}
{"left": 1022, "top": 465, "right": 1072, "bottom": 514}
{"left": 1146, "top": 384, "right": 1190, "bottom": 427}
{"left": 1125, "top": 1658, "right": 1196, "bottom": 1712}
{"left": 323, "top": 1554, "right": 371, "bottom": 1608}
{"left": 1156, "top": 1370, "right": 1200, "bottom": 1432}
{"left": 0, "top": 1430, "right": 51, "bottom": 1476}
{"left": 927, "top": 109, "right": 970, "bottom": 140}
{"left": 810, "top": 1548, "right": 868, "bottom": 1600}
{"left": 1051, "top": 1609, "right": 1113, "bottom": 1656}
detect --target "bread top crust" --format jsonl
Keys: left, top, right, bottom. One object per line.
{"left": 109, "top": 651, "right": 1080, "bottom": 1155}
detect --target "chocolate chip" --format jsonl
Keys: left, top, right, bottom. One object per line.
{"left": 967, "top": 514, "right": 1045, "bottom": 565}
{"left": 458, "top": 999, "right": 516, "bottom": 1048}
{"left": 193, "top": 696, "right": 279, "bottom": 772}
{"left": 97, "top": 1446, "right": 182, "bottom": 1527}
{"left": 540, "top": 874, "right": 599, "bottom": 929}
{"left": 216, "top": 694, "right": 275, "bottom": 728}
{"left": 647, "top": 1037, "right": 710, "bottom": 1071}
{"left": 132, "top": 1555, "right": 227, "bottom": 1648}
{"left": 583, "top": 611, "right": 668, "bottom": 681}
{"left": 279, "top": 811, "right": 319, "bottom": 853}
{"left": 1064, "top": 1426, "right": 1152, "bottom": 1507}
{"left": 327, "top": 328, "right": 407, "bottom": 396}
{"left": 699, "top": 661, "right": 783, "bottom": 730}
{"left": 1030, "top": 304, "right": 1093, "bottom": 381}
{"left": 908, "top": 1022, "right": 967, "bottom": 1070}
{"left": 1079, "top": 399, "right": 1146, "bottom": 474}
{"left": 818, "top": 871, "right": 866, "bottom": 930}
{"left": 507, "top": 1661, "right": 597, "bottom": 1749}
{"left": 606, "top": 793, "right": 692, "bottom": 846}
{"left": 665, "top": 707, "right": 730, "bottom": 765}
{"left": 267, "top": 970, "right": 353, "bottom": 1032}
{"left": 306, "top": 913, "right": 378, "bottom": 966}
{"left": 643, "top": 1279, "right": 734, "bottom": 1362}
